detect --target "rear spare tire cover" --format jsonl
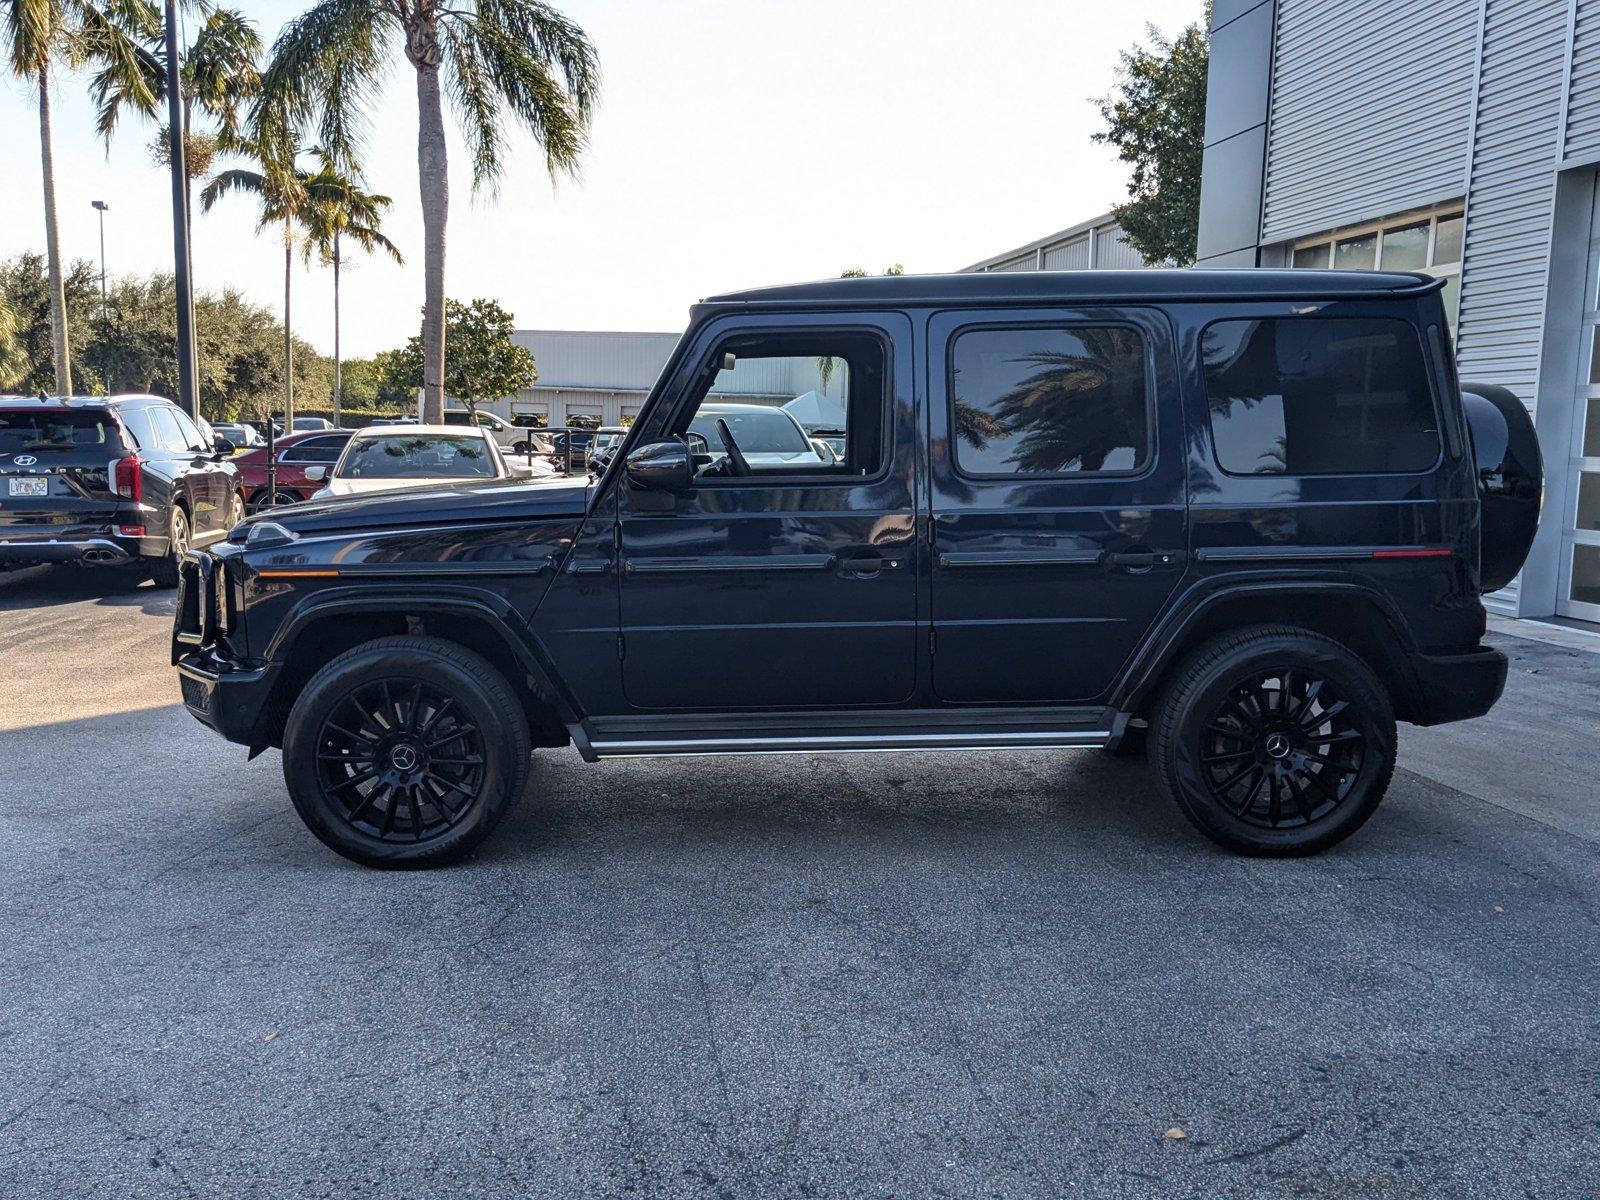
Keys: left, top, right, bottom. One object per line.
{"left": 1461, "top": 381, "right": 1543, "bottom": 594}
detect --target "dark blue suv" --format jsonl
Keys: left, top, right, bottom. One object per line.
{"left": 172, "top": 271, "right": 1542, "bottom": 867}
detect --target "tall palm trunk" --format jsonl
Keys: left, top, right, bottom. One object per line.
{"left": 37, "top": 64, "right": 72, "bottom": 396}
{"left": 331, "top": 232, "right": 342, "bottom": 426}
{"left": 413, "top": 49, "right": 449, "bottom": 424}
{"left": 282, "top": 220, "right": 295, "bottom": 429}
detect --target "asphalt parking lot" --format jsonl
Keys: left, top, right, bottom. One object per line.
{"left": 2, "top": 564, "right": 1598, "bottom": 1199}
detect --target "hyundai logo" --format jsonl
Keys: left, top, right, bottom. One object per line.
{"left": 14, "top": 455, "right": 36, "bottom": 466}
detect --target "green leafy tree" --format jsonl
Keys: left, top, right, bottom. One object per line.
{"left": 384, "top": 298, "right": 537, "bottom": 416}
{"left": 3, "top": 0, "right": 160, "bottom": 394}
{"left": 259, "top": 0, "right": 600, "bottom": 424}
{"left": 0, "top": 251, "right": 103, "bottom": 393}
{"left": 0, "top": 296, "right": 24, "bottom": 389}
{"left": 1092, "top": 16, "right": 1209, "bottom": 266}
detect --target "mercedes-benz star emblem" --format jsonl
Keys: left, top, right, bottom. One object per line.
{"left": 389, "top": 744, "right": 419, "bottom": 773}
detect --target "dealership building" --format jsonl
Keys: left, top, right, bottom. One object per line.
{"left": 1197, "top": 0, "right": 1600, "bottom": 623}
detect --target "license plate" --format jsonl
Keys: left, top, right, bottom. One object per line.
{"left": 8, "top": 478, "right": 47, "bottom": 497}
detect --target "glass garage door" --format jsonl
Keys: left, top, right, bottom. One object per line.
{"left": 1558, "top": 187, "right": 1600, "bottom": 621}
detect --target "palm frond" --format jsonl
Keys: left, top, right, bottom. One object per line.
{"left": 5, "top": 0, "right": 58, "bottom": 78}
{"left": 258, "top": 0, "right": 391, "bottom": 175}
{"left": 71, "top": 0, "right": 163, "bottom": 142}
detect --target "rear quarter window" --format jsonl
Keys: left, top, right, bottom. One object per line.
{"left": 1203, "top": 316, "right": 1441, "bottom": 475}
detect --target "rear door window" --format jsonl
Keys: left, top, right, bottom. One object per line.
{"left": 1203, "top": 316, "right": 1441, "bottom": 475}
{"left": 281, "top": 435, "right": 348, "bottom": 463}
{"left": 948, "top": 325, "right": 1151, "bottom": 476}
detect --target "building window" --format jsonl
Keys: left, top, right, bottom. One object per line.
{"left": 1289, "top": 204, "right": 1464, "bottom": 329}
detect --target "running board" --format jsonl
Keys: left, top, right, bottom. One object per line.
{"left": 579, "top": 708, "right": 1119, "bottom": 760}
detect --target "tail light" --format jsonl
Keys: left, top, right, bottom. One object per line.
{"left": 114, "top": 454, "right": 145, "bottom": 537}
{"left": 114, "top": 453, "right": 142, "bottom": 502}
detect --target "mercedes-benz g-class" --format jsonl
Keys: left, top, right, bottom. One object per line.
{"left": 172, "top": 271, "right": 1542, "bottom": 867}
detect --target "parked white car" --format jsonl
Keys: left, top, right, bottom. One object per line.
{"left": 308, "top": 425, "right": 550, "bottom": 499}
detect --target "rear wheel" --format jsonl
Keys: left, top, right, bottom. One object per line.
{"left": 282, "top": 636, "right": 531, "bottom": 869}
{"left": 1151, "top": 626, "right": 1396, "bottom": 856}
{"left": 147, "top": 504, "right": 189, "bottom": 588}
{"left": 248, "top": 487, "right": 303, "bottom": 514}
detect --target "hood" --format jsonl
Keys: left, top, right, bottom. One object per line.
{"left": 235, "top": 473, "right": 590, "bottom": 538}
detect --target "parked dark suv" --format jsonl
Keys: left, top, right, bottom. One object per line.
{"left": 173, "top": 271, "right": 1542, "bottom": 867}
{"left": 1, "top": 393, "right": 242, "bottom": 585}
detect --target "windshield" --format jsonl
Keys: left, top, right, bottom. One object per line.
{"left": 688, "top": 408, "right": 809, "bottom": 454}
{"left": 0, "top": 409, "right": 112, "bottom": 453}
{"left": 338, "top": 434, "right": 497, "bottom": 479}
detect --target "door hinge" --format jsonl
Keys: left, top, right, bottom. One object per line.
{"left": 616, "top": 633, "right": 626, "bottom": 661}
{"left": 612, "top": 523, "right": 621, "bottom": 551}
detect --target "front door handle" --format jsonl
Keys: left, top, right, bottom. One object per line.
{"left": 1104, "top": 549, "right": 1183, "bottom": 569}
{"left": 837, "top": 553, "right": 904, "bottom": 574}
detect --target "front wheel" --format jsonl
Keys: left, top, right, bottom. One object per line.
{"left": 1150, "top": 626, "right": 1396, "bottom": 856}
{"left": 282, "top": 636, "right": 532, "bottom": 868}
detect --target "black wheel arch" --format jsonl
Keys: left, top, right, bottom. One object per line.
{"left": 250, "top": 586, "right": 578, "bottom": 754}
{"left": 1115, "top": 577, "right": 1429, "bottom": 725}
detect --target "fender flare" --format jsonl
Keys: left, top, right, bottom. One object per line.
{"left": 261, "top": 582, "right": 584, "bottom": 726}
{"left": 1111, "top": 574, "right": 1424, "bottom": 715}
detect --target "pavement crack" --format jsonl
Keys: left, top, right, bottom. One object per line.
{"left": 1203, "top": 1127, "right": 1307, "bottom": 1167}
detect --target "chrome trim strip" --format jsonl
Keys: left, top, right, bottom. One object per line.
{"left": 590, "top": 729, "right": 1111, "bottom": 757}
{"left": 623, "top": 553, "right": 835, "bottom": 574}
{"left": 938, "top": 550, "right": 1102, "bottom": 568}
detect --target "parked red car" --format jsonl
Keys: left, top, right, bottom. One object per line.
{"left": 231, "top": 429, "right": 356, "bottom": 513}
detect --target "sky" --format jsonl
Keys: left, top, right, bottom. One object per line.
{"left": 0, "top": 0, "right": 1204, "bottom": 359}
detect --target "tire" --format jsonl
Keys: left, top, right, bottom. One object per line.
{"left": 282, "top": 636, "right": 531, "bottom": 869}
{"left": 147, "top": 504, "right": 189, "bottom": 588}
{"left": 249, "top": 487, "right": 303, "bottom": 514}
{"left": 1150, "top": 625, "right": 1396, "bottom": 857}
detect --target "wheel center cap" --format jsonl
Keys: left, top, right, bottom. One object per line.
{"left": 1264, "top": 732, "right": 1292, "bottom": 760}
{"left": 389, "top": 743, "right": 420, "bottom": 773}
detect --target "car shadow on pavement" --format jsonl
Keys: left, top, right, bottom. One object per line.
{"left": 483, "top": 746, "right": 1199, "bottom": 868}
{"left": 0, "top": 563, "right": 176, "bottom": 617}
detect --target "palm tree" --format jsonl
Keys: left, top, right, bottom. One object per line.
{"left": 260, "top": 0, "right": 599, "bottom": 422}
{"left": 92, "top": 7, "right": 262, "bottom": 227}
{"left": 200, "top": 136, "right": 307, "bottom": 426}
{"left": 0, "top": 296, "right": 27, "bottom": 390}
{"left": 3, "top": 0, "right": 159, "bottom": 395}
{"left": 300, "top": 152, "right": 401, "bottom": 425}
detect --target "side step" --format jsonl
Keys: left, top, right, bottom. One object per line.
{"left": 579, "top": 707, "right": 1120, "bottom": 760}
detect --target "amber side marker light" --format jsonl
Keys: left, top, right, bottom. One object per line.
{"left": 256, "top": 568, "right": 341, "bottom": 579}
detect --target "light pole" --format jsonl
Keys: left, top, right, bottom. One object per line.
{"left": 91, "top": 200, "right": 109, "bottom": 320}
{"left": 163, "top": 0, "right": 199, "bottom": 421}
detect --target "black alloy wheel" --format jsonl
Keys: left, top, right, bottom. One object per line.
{"left": 316, "top": 679, "right": 487, "bottom": 844}
{"left": 1151, "top": 626, "right": 1396, "bottom": 856}
{"left": 283, "top": 636, "right": 531, "bottom": 868}
{"left": 1196, "top": 667, "right": 1364, "bottom": 829}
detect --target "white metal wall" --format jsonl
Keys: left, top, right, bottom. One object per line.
{"left": 1261, "top": 0, "right": 1480, "bottom": 243}
{"left": 1566, "top": 1, "right": 1600, "bottom": 158}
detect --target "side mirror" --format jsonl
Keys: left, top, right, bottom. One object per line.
{"left": 625, "top": 438, "right": 693, "bottom": 492}
{"left": 303, "top": 465, "right": 328, "bottom": 482}
{"left": 213, "top": 437, "right": 236, "bottom": 456}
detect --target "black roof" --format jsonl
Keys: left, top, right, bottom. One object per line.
{"left": 702, "top": 269, "right": 1442, "bottom": 309}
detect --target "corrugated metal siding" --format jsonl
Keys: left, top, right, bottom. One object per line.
{"left": 1095, "top": 227, "right": 1145, "bottom": 268}
{"left": 1262, "top": 0, "right": 1479, "bottom": 243}
{"left": 511, "top": 330, "right": 679, "bottom": 391}
{"left": 1565, "top": 0, "right": 1600, "bottom": 158}
{"left": 1042, "top": 236, "right": 1091, "bottom": 270}
{"left": 1456, "top": 0, "right": 1573, "bottom": 616}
